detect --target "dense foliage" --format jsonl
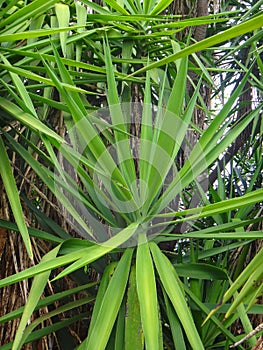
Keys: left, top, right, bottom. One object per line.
{"left": 0, "top": 1, "right": 262, "bottom": 349}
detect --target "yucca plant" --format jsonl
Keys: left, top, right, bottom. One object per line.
{"left": 0, "top": 1, "right": 262, "bottom": 349}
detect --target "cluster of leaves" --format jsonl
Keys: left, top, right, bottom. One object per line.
{"left": 0, "top": 0, "right": 262, "bottom": 349}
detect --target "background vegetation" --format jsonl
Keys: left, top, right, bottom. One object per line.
{"left": 0, "top": 0, "right": 262, "bottom": 349}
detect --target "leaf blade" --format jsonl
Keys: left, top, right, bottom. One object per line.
{"left": 0, "top": 136, "right": 33, "bottom": 258}
{"left": 136, "top": 234, "right": 160, "bottom": 350}
{"left": 150, "top": 242, "right": 204, "bottom": 350}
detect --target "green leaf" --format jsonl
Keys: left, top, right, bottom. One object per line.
{"left": 150, "top": 0, "right": 176, "bottom": 15}
{"left": 53, "top": 223, "right": 139, "bottom": 280}
{"left": 45, "top": 44, "right": 132, "bottom": 204}
{"left": 3, "top": 131, "right": 97, "bottom": 238}
{"left": 154, "top": 185, "right": 263, "bottom": 224}
{"left": 0, "top": 136, "right": 32, "bottom": 258}
{"left": 0, "top": 26, "right": 84, "bottom": 43}
{"left": 152, "top": 70, "right": 258, "bottom": 213}
{"left": 131, "top": 13, "right": 263, "bottom": 75}
{"left": 184, "top": 287, "right": 239, "bottom": 345}
{"left": 114, "top": 300, "right": 126, "bottom": 350}
{"left": 19, "top": 297, "right": 94, "bottom": 347}
{"left": 163, "top": 290, "right": 187, "bottom": 350}
{"left": 103, "top": 38, "right": 137, "bottom": 193}
{"left": 0, "top": 218, "right": 63, "bottom": 243}
{"left": 136, "top": 234, "right": 160, "bottom": 350}
{"left": 205, "top": 248, "right": 263, "bottom": 322}
{"left": 75, "top": 1, "right": 87, "bottom": 62}
{"left": 12, "top": 245, "right": 61, "bottom": 350}
{"left": 150, "top": 242, "right": 204, "bottom": 350}
{"left": 0, "top": 0, "right": 59, "bottom": 29}
{"left": 175, "top": 263, "right": 228, "bottom": 280}
{"left": 139, "top": 69, "right": 153, "bottom": 205}
{"left": 125, "top": 264, "right": 144, "bottom": 350}
{"left": 0, "top": 224, "right": 136, "bottom": 289}
{"left": 85, "top": 249, "right": 133, "bottom": 350}
{"left": 0, "top": 55, "right": 37, "bottom": 116}
{"left": 0, "top": 98, "right": 64, "bottom": 143}
{"left": 177, "top": 188, "right": 263, "bottom": 220}
{"left": 0, "top": 64, "right": 90, "bottom": 94}
{"left": 55, "top": 3, "right": 70, "bottom": 57}
{"left": 0, "top": 313, "right": 89, "bottom": 350}
{"left": 225, "top": 257, "right": 263, "bottom": 318}
{"left": 0, "top": 282, "right": 97, "bottom": 325}
{"left": 87, "top": 262, "right": 118, "bottom": 338}
{"left": 159, "top": 231, "right": 263, "bottom": 240}
{"left": 103, "top": 0, "right": 129, "bottom": 15}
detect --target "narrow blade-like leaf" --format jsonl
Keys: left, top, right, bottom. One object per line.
{"left": 0, "top": 136, "right": 32, "bottom": 258}
{"left": 136, "top": 234, "right": 160, "bottom": 350}
{"left": 150, "top": 242, "right": 204, "bottom": 350}
{"left": 12, "top": 245, "right": 61, "bottom": 350}
{"left": 85, "top": 248, "right": 133, "bottom": 350}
